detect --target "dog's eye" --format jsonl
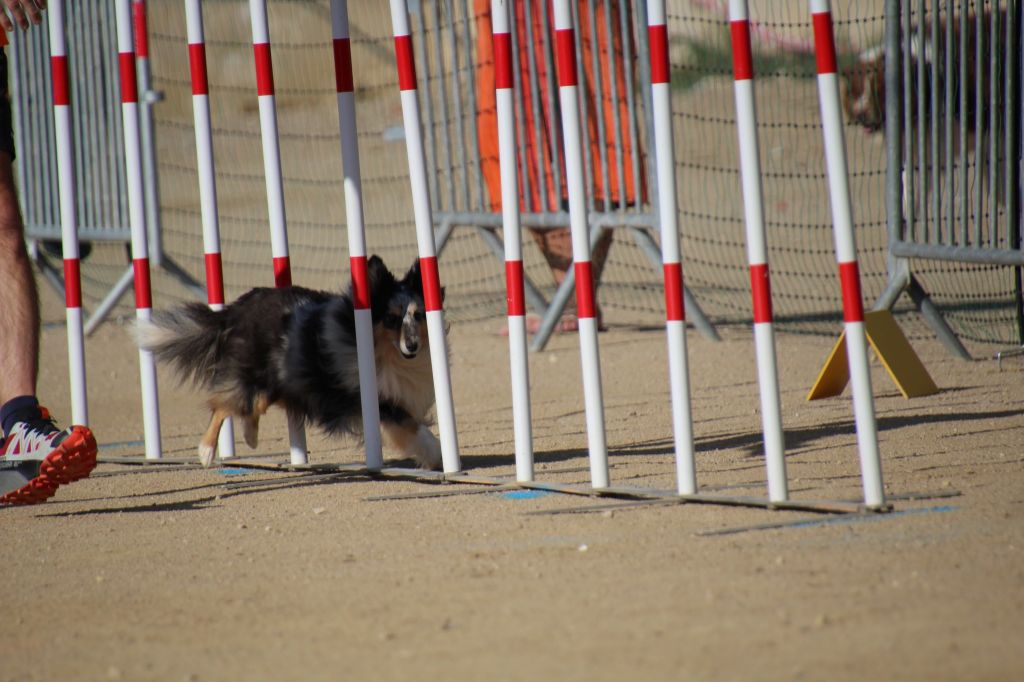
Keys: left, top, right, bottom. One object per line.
{"left": 383, "top": 313, "right": 400, "bottom": 327}
{"left": 413, "top": 311, "right": 425, "bottom": 322}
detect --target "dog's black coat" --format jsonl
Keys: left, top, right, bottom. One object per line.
{"left": 143, "top": 255, "right": 431, "bottom": 438}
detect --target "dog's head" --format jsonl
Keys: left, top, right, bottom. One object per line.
{"left": 364, "top": 255, "right": 444, "bottom": 360}
{"left": 841, "top": 47, "right": 886, "bottom": 133}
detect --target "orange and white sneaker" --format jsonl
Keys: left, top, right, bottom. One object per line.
{"left": 0, "top": 408, "right": 97, "bottom": 506}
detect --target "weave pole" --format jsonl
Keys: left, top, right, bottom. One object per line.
{"left": 247, "top": 0, "right": 307, "bottom": 465}
{"left": 728, "top": 0, "right": 788, "bottom": 503}
{"left": 47, "top": 1, "right": 87, "bottom": 427}
{"left": 115, "top": 0, "right": 161, "bottom": 459}
{"left": 330, "top": 0, "right": 383, "bottom": 471}
{"left": 809, "top": 0, "right": 885, "bottom": 509}
{"left": 491, "top": 0, "right": 534, "bottom": 483}
{"left": 552, "top": 0, "right": 609, "bottom": 489}
{"left": 647, "top": 0, "right": 697, "bottom": 495}
{"left": 131, "top": 1, "right": 161, "bottom": 266}
{"left": 184, "top": 0, "right": 234, "bottom": 458}
{"left": 388, "top": 0, "right": 461, "bottom": 474}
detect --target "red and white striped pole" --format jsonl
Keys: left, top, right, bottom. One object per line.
{"left": 491, "top": 0, "right": 534, "bottom": 483}
{"left": 185, "top": 0, "right": 235, "bottom": 459}
{"left": 248, "top": 0, "right": 307, "bottom": 465}
{"left": 331, "top": 0, "right": 383, "bottom": 471}
{"left": 115, "top": 0, "right": 162, "bottom": 459}
{"left": 553, "top": 0, "right": 609, "bottom": 489}
{"left": 48, "top": 1, "right": 87, "bottom": 427}
{"left": 809, "top": 0, "right": 885, "bottom": 509}
{"left": 388, "top": 0, "right": 461, "bottom": 474}
{"left": 647, "top": 0, "right": 697, "bottom": 495}
{"left": 728, "top": 0, "right": 788, "bottom": 503}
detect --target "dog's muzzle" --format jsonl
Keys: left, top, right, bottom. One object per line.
{"left": 399, "top": 303, "right": 422, "bottom": 359}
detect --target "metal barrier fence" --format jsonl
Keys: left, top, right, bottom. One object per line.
{"left": 875, "top": 0, "right": 1023, "bottom": 356}
{"left": 10, "top": 0, "right": 202, "bottom": 335}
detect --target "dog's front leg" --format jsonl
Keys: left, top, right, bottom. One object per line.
{"left": 379, "top": 401, "right": 441, "bottom": 470}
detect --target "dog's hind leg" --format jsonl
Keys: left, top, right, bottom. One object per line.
{"left": 199, "top": 407, "right": 231, "bottom": 467}
{"left": 241, "top": 394, "right": 272, "bottom": 449}
{"left": 241, "top": 416, "right": 259, "bottom": 449}
{"left": 380, "top": 401, "right": 441, "bottom": 470}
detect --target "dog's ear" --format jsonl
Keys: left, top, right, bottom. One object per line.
{"left": 403, "top": 259, "right": 423, "bottom": 293}
{"left": 363, "top": 254, "right": 393, "bottom": 291}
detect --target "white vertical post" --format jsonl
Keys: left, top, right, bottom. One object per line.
{"left": 247, "top": 0, "right": 307, "bottom": 465}
{"left": 491, "top": 0, "right": 534, "bottom": 483}
{"left": 131, "top": 0, "right": 162, "bottom": 266}
{"left": 115, "top": 0, "right": 162, "bottom": 459}
{"left": 728, "top": 0, "right": 788, "bottom": 503}
{"left": 388, "top": 0, "right": 461, "bottom": 474}
{"left": 331, "top": 0, "right": 383, "bottom": 471}
{"left": 48, "top": 1, "right": 88, "bottom": 428}
{"left": 552, "top": 0, "right": 609, "bottom": 489}
{"left": 809, "top": 0, "right": 885, "bottom": 509}
{"left": 646, "top": 0, "right": 697, "bottom": 496}
{"left": 184, "top": 0, "right": 235, "bottom": 458}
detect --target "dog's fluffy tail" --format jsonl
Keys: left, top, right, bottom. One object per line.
{"left": 134, "top": 304, "right": 224, "bottom": 389}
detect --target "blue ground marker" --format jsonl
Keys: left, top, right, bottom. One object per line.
{"left": 503, "top": 490, "right": 551, "bottom": 500}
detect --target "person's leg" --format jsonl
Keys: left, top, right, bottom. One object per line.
{"left": 529, "top": 227, "right": 612, "bottom": 331}
{"left": 0, "top": 150, "right": 40, "bottom": 408}
{"left": 0, "top": 47, "right": 97, "bottom": 506}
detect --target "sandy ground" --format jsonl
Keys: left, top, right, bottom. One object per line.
{"left": 2, "top": 288, "right": 1023, "bottom": 682}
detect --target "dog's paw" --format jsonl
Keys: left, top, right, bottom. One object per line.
{"left": 198, "top": 443, "right": 217, "bottom": 468}
{"left": 410, "top": 425, "right": 442, "bottom": 470}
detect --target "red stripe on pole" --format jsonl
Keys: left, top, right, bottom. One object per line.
{"left": 648, "top": 24, "right": 670, "bottom": 85}
{"left": 253, "top": 43, "right": 275, "bottom": 96}
{"left": 64, "top": 259, "right": 81, "bottom": 308}
{"left": 812, "top": 12, "right": 838, "bottom": 75}
{"left": 505, "top": 260, "right": 525, "bottom": 316}
{"left": 730, "top": 20, "right": 754, "bottom": 81}
{"left": 555, "top": 29, "right": 578, "bottom": 87}
{"left": 188, "top": 44, "right": 209, "bottom": 96}
{"left": 663, "top": 262, "right": 685, "bottom": 322}
{"left": 204, "top": 253, "right": 224, "bottom": 305}
{"left": 574, "top": 261, "right": 596, "bottom": 319}
{"left": 132, "top": 1, "right": 149, "bottom": 58}
{"left": 350, "top": 255, "right": 370, "bottom": 310}
{"left": 838, "top": 261, "right": 865, "bottom": 323}
{"left": 419, "top": 256, "right": 443, "bottom": 312}
{"left": 119, "top": 53, "right": 138, "bottom": 103}
{"left": 394, "top": 35, "right": 417, "bottom": 91}
{"left": 133, "top": 258, "right": 152, "bottom": 309}
{"left": 493, "top": 32, "right": 513, "bottom": 90}
{"left": 333, "top": 38, "right": 353, "bottom": 93}
{"left": 273, "top": 256, "right": 291, "bottom": 288}
{"left": 749, "top": 263, "right": 773, "bottom": 323}
{"left": 50, "top": 55, "right": 69, "bottom": 106}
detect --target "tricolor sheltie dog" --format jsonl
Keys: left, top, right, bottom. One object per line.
{"left": 135, "top": 255, "right": 443, "bottom": 470}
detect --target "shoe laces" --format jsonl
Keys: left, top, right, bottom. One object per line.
{"left": 6, "top": 411, "right": 63, "bottom": 451}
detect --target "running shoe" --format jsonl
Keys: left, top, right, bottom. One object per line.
{"left": 0, "top": 407, "right": 97, "bottom": 506}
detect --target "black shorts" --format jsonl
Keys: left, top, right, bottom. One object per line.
{"left": 0, "top": 49, "right": 15, "bottom": 161}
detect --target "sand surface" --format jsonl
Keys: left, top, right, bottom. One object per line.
{"left": 2, "top": 290, "right": 1023, "bottom": 682}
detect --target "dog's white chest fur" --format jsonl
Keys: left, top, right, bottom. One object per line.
{"left": 374, "top": 332, "right": 436, "bottom": 420}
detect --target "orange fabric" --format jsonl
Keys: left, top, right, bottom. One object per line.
{"left": 474, "top": 0, "right": 643, "bottom": 213}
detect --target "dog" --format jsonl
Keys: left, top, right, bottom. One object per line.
{"left": 135, "top": 255, "right": 444, "bottom": 470}
{"left": 842, "top": 7, "right": 1011, "bottom": 216}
